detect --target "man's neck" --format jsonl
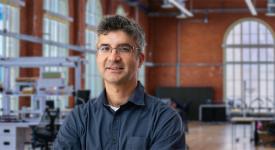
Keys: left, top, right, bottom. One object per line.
{"left": 105, "top": 80, "right": 138, "bottom": 107}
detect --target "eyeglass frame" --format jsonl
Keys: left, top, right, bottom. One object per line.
{"left": 96, "top": 43, "right": 141, "bottom": 55}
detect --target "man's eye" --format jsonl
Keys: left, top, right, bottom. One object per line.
{"left": 99, "top": 46, "right": 111, "bottom": 52}
{"left": 117, "top": 46, "right": 131, "bottom": 53}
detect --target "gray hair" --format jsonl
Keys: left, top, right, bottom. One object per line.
{"left": 97, "top": 15, "right": 146, "bottom": 52}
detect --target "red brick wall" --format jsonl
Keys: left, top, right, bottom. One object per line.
{"left": 147, "top": 13, "right": 275, "bottom": 102}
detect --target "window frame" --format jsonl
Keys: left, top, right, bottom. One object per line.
{"left": 223, "top": 18, "right": 275, "bottom": 113}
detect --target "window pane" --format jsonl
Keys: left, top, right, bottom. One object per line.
{"left": 267, "top": 33, "right": 273, "bottom": 44}
{"left": 235, "top": 80, "right": 242, "bottom": 98}
{"left": 85, "top": 0, "right": 103, "bottom": 97}
{"left": 234, "top": 33, "right": 241, "bottom": 45}
{"left": 243, "top": 48, "right": 250, "bottom": 61}
{"left": 226, "top": 32, "right": 233, "bottom": 44}
{"left": 226, "top": 81, "right": 234, "bottom": 98}
{"left": 251, "top": 65, "right": 258, "bottom": 80}
{"left": 259, "top": 48, "right": 267, "bottom": 62}
{"left": 0, "top": 4, "right": 19, "bottom": 111}
{"left": 259, "top": 65, "right": 266, "bottom": 80}
{"left": 267, "top": 48, "right": 274, "bottom": 61}
{"left": 44, "top": 0, "right": 68, "bottom": 16}
{"left": 243, "top": 65, "right": 250, "bottom": 81}
{"left": 242, "top": 34, "right": 250, "bottom": 45}
{"left": 251, "top": 48, "right": 258, "bottom": 62}
{"left": 259, "top": 24, "right": 267, "bottom": 44}
{"left": 234, "top": 65, "right": 241, "bottom": 81}
{"left": 242, "top": 21, "right": 250, "bottom": 35}
{"left": 86, "top": 0, "right": 102, "bottom": 26}
{"left": 267, "top": 64, "right": 274, "bottom": 80}
{"left": 226, "top": 65, "right": 234, "bottom": 80}
{"left": 234, "top": 48, "right": 241, "bottom": 62}
{"left": 226, "top": 48, "right": 233, "bottom": 61}
{"left": 43, "top": 16, "right": 69, "bottom": 109}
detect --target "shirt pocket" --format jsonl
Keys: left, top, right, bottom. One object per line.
{"left": 126, "top": 136, "right": 147, "bottom": 150}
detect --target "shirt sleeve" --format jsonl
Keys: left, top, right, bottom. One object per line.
{"left": 53, "top": 107, "right": 84, "bottom": 150}
{"left": 150, "top": 106, "right": 186, "bottom": 150}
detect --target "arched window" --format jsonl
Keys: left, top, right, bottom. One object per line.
{"left": 43, "top": 0, "right": 69, "bottom": 109}
{"left": 0, "top": 3, "right": 20, "bottom": 111}
{"left": 224, "top": 18, "right": 275, "bottom": 113}
{"left": 85, "top": 0, "right": 103, "bottom": 98}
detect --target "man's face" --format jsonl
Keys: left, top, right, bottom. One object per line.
{"left": 96, "top": 30, "right": 144, "bottom": 85}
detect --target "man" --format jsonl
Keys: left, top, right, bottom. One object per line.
{"left": 54, "top": 15, "right": 185, "bottom": 150}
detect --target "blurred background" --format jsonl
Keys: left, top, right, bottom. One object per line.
{"left": 0, "top": 0, "right": 275, "bottom": 149}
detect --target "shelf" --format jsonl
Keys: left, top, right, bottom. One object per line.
{"left": 0, "top": 56, "right": 83, "bottom": 116}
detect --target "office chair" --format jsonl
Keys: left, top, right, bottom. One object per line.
{"left": 31, "top": 108, "right": 60, "bottom": 150}
{"left": 265, "top": 122, "right": 275, "bottom": 147}
{"left": 74, "top": 90, "right": 90, "bottom": 105}
{"left": 171, "top": 99, "right": 191, "bottom": 133}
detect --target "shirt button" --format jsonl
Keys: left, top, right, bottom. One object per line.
{"left": 113, "top": 126, "right": 118, "bottom": 131}
{"left": 112, "top": 138, "right": 117, "bottom": 144}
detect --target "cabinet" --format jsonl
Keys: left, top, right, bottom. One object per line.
{"left": 0, "top": 123, "right": 32, "bottom": 150}
{"left": 199, "top": 104, "right": 226, "bottom": 122}
{"left": 0, "top": 125, "right": 16, "bottom": 150}
{"left": 0, "top": 56, "right": 83, "bottom": 116}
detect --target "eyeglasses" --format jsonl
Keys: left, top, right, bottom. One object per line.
{"left": 97, "top": 44, "right": 140, "bottom": 55}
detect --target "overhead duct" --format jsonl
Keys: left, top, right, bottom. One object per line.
{"left": 266, "top": 0, "right": 275, "bottom": 16}
{"left": 168, "top": 0, "right": 193, "bottom": 17}
{"left": 245, "top": 0, "right": 257, "bottom": 16}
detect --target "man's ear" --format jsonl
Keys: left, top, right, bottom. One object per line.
{"left": 138, "top": 52, "right": 145, "bottom": 68}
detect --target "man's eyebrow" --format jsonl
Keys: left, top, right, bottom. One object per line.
{"left": 98, "top": 43, "right": 110, "bottom": 46}
{"left": 117, "top": 43, "right": 132, "bottom": 46}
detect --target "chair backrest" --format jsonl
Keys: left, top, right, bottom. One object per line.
{"left": 75, "top": 90, "right": 90, "bottom": 105}
{"left": 38, "top": 108, "right": 60, "bottom": 132}
{"left": 46, "top": 100, "right": 54, "bottom": 109}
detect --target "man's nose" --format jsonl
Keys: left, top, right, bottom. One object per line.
{"left": 108, "top": 49, "right": 121, "bottom": 61}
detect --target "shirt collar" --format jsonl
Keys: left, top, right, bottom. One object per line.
{"left": 98, "top": 81, "right": 145, "bottom": 107}
{"left": 128, "top": 81, "right": 145, "bottom": 106}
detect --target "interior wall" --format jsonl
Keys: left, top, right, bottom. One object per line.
{"left": 147, "top": 13, "right": 275, "bottom": 103}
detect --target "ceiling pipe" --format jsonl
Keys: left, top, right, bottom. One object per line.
{"left": 148, "top": 8, "right": 267, "bottom": 17}
{"left": 245, "top": 0, "right": 257, "bottom": 16}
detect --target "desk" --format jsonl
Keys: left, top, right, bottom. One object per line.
{"left": 0, "top": 122, "right": 35, "bottom": 150}
{"left": 230, "top": 117, "right": 275, "bottom": 146}
{"left": 0, "top": 116, "right": 64, "bottom": 150}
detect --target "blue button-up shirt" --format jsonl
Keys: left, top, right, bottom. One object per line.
{"left": 53, "top": 83, "right": 185, "bottom": 150}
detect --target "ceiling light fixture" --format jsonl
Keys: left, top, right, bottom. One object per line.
{"left": 168, "top": 0, "right": 193, "bottom": 17}
{"left": 245, "top": 0, "right": 257, "bottom": 16}
{"left": 161, "top": 0, "right": 173, "bottom": 8}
